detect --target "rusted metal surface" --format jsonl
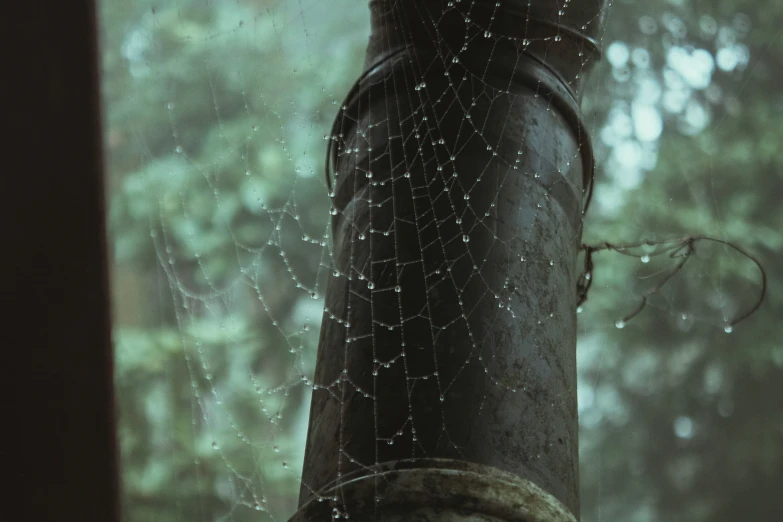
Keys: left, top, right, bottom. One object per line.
{"left": 295, "top": 1, "right": 607, "bottom": 520}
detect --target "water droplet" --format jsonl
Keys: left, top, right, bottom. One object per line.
{"left": 395, "top": 285, "right": 401, "bottom": 293}
{"left": 273, "top": 445, "right": 280, "bottom": 452}
{"left": 615, "top": 320, "right": 626, "bottom": 329}
{"left": 724, "top": 325, "right": 733, "bottom": 334}
{"left": 212, "top": 441, "right": 219, "bottom": 449}
{"left": 367, "top": 282, "right": 375, "bottom": 290}
{"left": 549, "top": 260, "right": 555, "bottom": 266}
{"left": 175, "top": 145, "right": 183, "bottom": 154}
{"left": 166, "top": 102, "right": 174, "bottom": 110}
{"left": 577, "top": 306, "right": 583, "bottom": 314}
{"left": 641, "top": 254, "right": 650, "bottom": 263}
{"left": 462, "top": 235, "right": 470, "bottom": 243}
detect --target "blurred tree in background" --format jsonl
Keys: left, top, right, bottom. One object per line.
{"left": 577, "top": 1, "right": 783, "bottom": 520}
{"left": 99, "top": 0, "right": 782, "bottom": 521}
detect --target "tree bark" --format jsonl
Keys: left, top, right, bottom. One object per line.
{"left": 293, "top": 1, "right": 607, "bottom": 519}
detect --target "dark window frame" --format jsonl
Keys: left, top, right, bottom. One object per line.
{"left": 5, "top": 2, "right": 119, "bottom": 520}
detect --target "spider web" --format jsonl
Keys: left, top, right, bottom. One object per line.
{"left": 102, "top": 0, "right": 765, "bottom": 521}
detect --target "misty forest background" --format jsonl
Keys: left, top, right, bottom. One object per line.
{"left": 100, "top": 0, "right": 783, "bottom": 521}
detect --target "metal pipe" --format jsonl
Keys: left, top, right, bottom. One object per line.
{"left": 292, "top": 1, "right": 606, "bottom": 519}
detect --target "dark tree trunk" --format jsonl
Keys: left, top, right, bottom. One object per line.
{"left": 293, "top": 1, "right": 607, "bottom": 520}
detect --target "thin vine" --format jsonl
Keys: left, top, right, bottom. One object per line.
{"left": 577, "top": 235, "right": 767, "bottom": 330}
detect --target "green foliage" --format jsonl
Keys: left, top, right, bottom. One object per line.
{"left": 578, "top": 1, "right": 783, "bottom": 520}
{"left": 102, "top": 0, "right": 365, "bottom": 519}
